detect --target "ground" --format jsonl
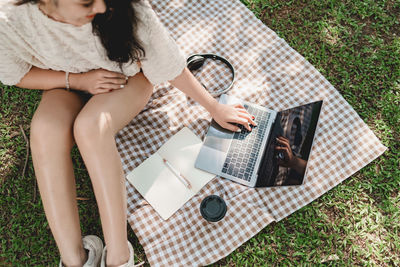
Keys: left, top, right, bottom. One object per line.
{"left": 1, "top": 0, "right": 399, "bottom": 265}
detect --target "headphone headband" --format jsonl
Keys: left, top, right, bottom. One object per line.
{"left": 186, "top": 53, "right": 235, "bottom": 97}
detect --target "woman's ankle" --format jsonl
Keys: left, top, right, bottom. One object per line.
{"left": 62, "top": 248, "right": 88, "bottom": 267}
{"left": 81, "top": 248, "right": 89, "bottom": 264}
{"left": 105, "top": 245, "right": 130, "bottom": 267}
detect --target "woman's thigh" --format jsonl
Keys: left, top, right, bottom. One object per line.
{"left": 74, "top": 72, "right": 153, "bottom": 137}
{"left": 30, "top": 89, "right": 87, "bottom": 151}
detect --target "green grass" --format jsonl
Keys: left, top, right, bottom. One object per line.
{"left": 1, "top": 0, "right": 399, "bottom": 266}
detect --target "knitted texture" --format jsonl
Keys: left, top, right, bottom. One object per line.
{"left": 0, "top": 0, "right": 186, "bottom": 86}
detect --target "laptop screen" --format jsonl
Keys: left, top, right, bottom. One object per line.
{"left": 258, "top": 100, "right": 323, "bottom": 186}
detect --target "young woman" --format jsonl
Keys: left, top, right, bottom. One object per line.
{"left": 0, "top": 0, "right": 256, "bottom": 266}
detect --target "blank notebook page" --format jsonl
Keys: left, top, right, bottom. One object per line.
{"left": 126, "top": 127, "right": 215, "bottom": 220}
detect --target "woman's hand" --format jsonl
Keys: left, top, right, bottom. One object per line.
{"left": 70, "top": 69, "right": 128, "bottom": 95}
{"left": 275, "top": 136, "right": 307, "bottom": 174}
{"left": 275, "top": 136, "right": 295, "bottom": 167}
{"left": 210, "top": 103, "right": 257, "bottom": 132}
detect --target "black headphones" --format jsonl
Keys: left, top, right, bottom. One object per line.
{"left": 186, "top": 53, "right": 235, "bottom": 97}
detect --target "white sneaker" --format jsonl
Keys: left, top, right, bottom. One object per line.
{"left": 100, "top": 240, "right": 144, "bottom": 267}
{"left": 59, "top": 235, "right": 103, "bottom": 267}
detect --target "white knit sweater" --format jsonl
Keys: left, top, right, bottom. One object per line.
{"left": 0, "top": 0, "right": 186, "bottom": 86}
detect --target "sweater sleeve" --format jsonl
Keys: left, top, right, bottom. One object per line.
{"left": 136, "top": 1, "right": 186, "bottom": 85}
{"left": 0, "top": 17, "right": 32, "bottom": 85}
{"left": 0, "top": 32, "right": 32, "bottom": 86}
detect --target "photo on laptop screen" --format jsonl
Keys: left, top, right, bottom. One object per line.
{"left": 195, "top": 94, "right": 323, "bottom": 188}
{"left": 265, "top": 101, "right": 322, "bottom": 186}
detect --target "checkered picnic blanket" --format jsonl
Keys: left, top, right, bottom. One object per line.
{"left": 115, "top": 0, "right": 387, "bottom": 265}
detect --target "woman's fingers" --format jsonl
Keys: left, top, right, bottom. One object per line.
{"left": 235, "top": 105, "right": 257, "bottom": 126}
{"left": 99, "top": 82, "right": 126, "bottom": 89}
{"left": 98, "top": 84, "right": 125, "bottom": 92}
{"left": 224, "top": 122, "right": 241, "bottom": 132}
{"left": 92, "top": 83, "right": 125, "bottom": 94}
{"left": 236, "top": 117, "right": 254, "bottom": 131}
{"left": 213, "top": 103, "right": 258, "bottom": 132}
{"left": 229, "top": 117, "right": 252, "bottom": 131}
{"left": 230, "top": 116, "right": 248, "bottom": 125}
{"left": 100, "top": 70, "right": 128, "bottom": 87}
{"left": 277, "top": 136, "right": 289, "bottom": 142}
{"left": 234, "top": 113, "right": 256, "bottom": 130}
{"left": 101, "top": 69, "right": 127, "bottom": 79}
{"left": 236, "top": 107, "right": 251, "bottom": 115}
{"left": 237, "top": 108, "right": 252, "bottom": 116}
{"left": 276, "top": 136, "right": 290, "bottom": 148}
{"left": 103, "top": 77, "right": 128, "bottom": 85}
{"left": 237, "top": 112, "right": 257, "bottom": 126}
{"left": 234, "top": 103, "right": 245, "bottom": 109}
{"left": 275, "top": 146, "right": 290, "bottom": 158}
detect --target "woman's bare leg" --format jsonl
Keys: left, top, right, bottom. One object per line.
{"left": 30, "top": 89, "right": 87, "bottom": 267}
{"left": 73, "top": 72, "right": 153, "bottom": 267}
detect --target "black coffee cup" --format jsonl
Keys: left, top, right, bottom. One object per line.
{"left": 200, "top": 195, "right": 227, "bottom": 222}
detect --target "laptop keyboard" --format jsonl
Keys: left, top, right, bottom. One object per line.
{"left": 221, "top": 104, "right": 271, "bottom": 181}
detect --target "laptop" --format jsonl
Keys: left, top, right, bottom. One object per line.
{"left": 195, "top": 94, "right": 323, "bottom": 187}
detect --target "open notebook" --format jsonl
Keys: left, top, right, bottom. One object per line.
{"left": 126, "top": 127, "right": 215, "bottom": 220}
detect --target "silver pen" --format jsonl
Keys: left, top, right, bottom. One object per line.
{"left": 162, "top": 158, "right": 192, "bottom": 189}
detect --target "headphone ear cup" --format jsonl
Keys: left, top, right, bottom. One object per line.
{"left": 187, "top": 56, "right": 206, "bottom": 71}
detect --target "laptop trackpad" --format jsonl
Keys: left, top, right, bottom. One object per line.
{"left": 203, "top": 120, "right": 233, "bottom": 153}
{"left": 204, "top": 135, "right": 232, "bottom": 152}
{"left": 195, "top": 145, "right": 227, "bottom": 175}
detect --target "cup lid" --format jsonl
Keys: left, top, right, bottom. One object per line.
{"left": 200, "top": 195, "right": 227, "bottom": 222}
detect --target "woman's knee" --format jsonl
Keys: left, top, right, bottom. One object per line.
{"left": 30, "top": 90, "right": 85, "bottom": 153}
{"left": 73, "top": 111, "right": 113, "bottom": 145}
{"left": 73, "top": 73, "right": 153, "bottom": 144}
{"left": 30, "top": 112, "right": 75, "bottom": 154}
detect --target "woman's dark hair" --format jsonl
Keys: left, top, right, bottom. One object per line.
{"left": 15, "top": 0, "right": 145, "bottom": 69}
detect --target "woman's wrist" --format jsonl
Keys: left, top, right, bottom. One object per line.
{"left": 68, "top": 72, "right": 81, "bottom": 91}
{"left": 291, "top": 156, "right": 307, "bottom": 175}
{"left": 203, "top": 97, "right": 219, "bottom": 115}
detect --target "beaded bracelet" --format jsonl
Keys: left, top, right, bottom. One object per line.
{"left": 65, "top": 71, "right": 70, "bottom": 91}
